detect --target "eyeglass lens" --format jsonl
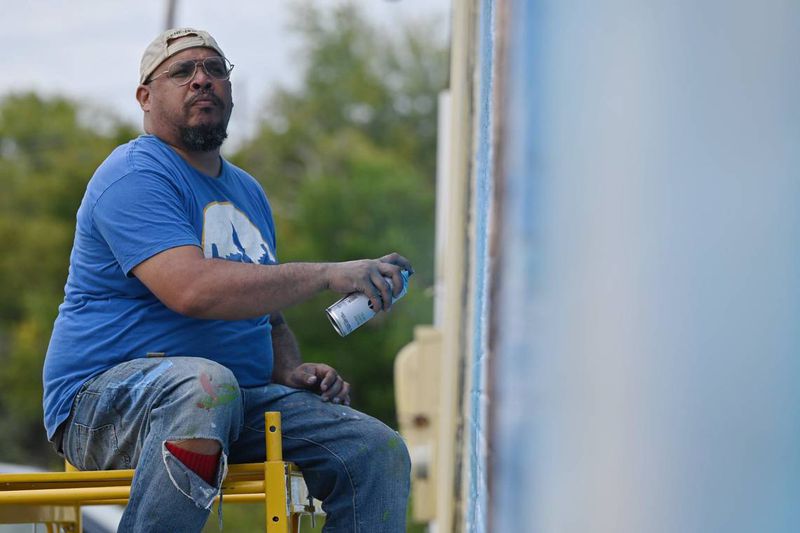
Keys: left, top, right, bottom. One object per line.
{"left": 168, "top": 57, "right": 231, "bottom": 85}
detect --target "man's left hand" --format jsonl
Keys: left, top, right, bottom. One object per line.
{"left": 279, "top": 363, "right": 351, "bottom": 405}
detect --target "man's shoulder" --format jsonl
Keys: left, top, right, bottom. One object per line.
{"left": 223, "top": 160, "right": 267, "bottom": 193}
{"left": 90, "top": 136, "right": 182, "bottom": 191}
{"left": 87, "top": 140, "right": 137, "bottom": 191}
{"left": 126, "top": 135, "right": 184, "bottom": 174}
{"left": 223, "top": 158, "right": 255, "bottom": 179}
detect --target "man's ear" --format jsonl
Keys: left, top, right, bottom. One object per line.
{"left": 136, "top": 85, "right": 151, "bottom": 112}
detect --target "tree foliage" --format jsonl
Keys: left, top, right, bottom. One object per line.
{"left": 0, "top": 94, "right": 137, "bottom": 465}
{"left": 232, "top": 4, "right": 446, "bottom": 425}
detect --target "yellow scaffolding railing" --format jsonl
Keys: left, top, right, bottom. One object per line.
{"left": 0, "top": 412, "right": 323, "bottom": 532}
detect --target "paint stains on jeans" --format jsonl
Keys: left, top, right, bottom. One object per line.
{"left": 196, "top": 372, "right": 239, "bottom": 410}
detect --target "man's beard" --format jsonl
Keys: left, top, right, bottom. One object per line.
{"left": 178, "top": 91, "right": 230, "bottom": 151}
{"left": 179, "top": 122, "right": 228, "bottom": 152}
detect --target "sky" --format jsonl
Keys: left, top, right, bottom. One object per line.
{"left": 2, "top": 0, "right": 450, "bottom": 149}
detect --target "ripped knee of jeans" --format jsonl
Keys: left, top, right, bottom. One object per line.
{"left": 161, "top": 439, "right": 228, "bottom": 510}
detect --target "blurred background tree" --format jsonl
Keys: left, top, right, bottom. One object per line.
{"left": 233, "top": 3, "right": 446, "bottom": 424}
{"left": 0, "top": 0, "right": 447, "bottom": 487}
{"left": 0, "top": 94, "right": 137, "bottom": 465}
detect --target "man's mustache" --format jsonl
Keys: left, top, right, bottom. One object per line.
{"left": 186, "top": 91, "right": 224, "bottom": 108}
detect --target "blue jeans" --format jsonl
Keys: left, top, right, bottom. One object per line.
{"left": 58, "top": 357, "right": 411, "bottom": 532}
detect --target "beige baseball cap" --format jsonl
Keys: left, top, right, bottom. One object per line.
{"left": 139, "top": 27, "right": 226, "bottom": 84}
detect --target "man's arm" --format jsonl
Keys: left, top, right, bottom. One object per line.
{"left": 269, "top": 312, "right": 351, "bottom": 405}
{"left": 131, "top": 245, "right": 412, "bottom": 321}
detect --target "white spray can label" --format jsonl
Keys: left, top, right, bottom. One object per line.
{"left": 326, "top": 270, "right": 411, "bottom": 337}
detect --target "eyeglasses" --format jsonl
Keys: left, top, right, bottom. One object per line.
{"left": 147, "top": 57, "right": 234, "bottom": 86}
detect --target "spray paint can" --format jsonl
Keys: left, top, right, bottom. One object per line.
{"left": 326, "top": 270, "right": 411, "bottom": 337}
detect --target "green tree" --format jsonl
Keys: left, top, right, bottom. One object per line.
{"left": 0, "top": 93, "right": 136, "bottom": 466}
{"left": 232, "top": 3, "right": 447, "bottom": 426}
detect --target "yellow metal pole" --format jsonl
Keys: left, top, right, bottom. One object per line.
{"left": 66, "top": 455, "right": 84, "bottom": 530}
{"left": 265, "top": 411, "right": 288, "bottom": 533}
{"left": 0, "top": 469, "right": 135, "bottom": 484}
{"left": 0, "top": 486, "right": 130, "bottom": 505}
{"left": 75, "top": 502, "right": 82, "bottom": 533}
{"left": 265, "top": 411, "right": 283, "bottom": 461}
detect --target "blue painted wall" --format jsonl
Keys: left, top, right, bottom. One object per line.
{"left": 465, "top": 1, "right": 494, "bottom": 531}
{"left": 492, "top": 1, "right": 800, "bottom": 532}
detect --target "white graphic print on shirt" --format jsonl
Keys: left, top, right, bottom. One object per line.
{"left": 202, "top": 202, "right": 275, "bottom": 264}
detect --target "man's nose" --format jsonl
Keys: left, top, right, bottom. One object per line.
{"left": 190, "top": 66, "right": 213, "bottom": 90}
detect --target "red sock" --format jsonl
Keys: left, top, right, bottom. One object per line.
{"left": 165, "top": 442, "right": 220, "bottom": 485}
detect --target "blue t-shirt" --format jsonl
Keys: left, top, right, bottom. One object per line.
{"left": 43, "top": 135, "right": 278, "bottom": 439}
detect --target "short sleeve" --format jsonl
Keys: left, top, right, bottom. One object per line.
{"left": 92, "top": 172, "right": 200, "bottom": 275}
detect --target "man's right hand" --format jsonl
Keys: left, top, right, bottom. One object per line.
{"left": 325, "top": 252, "right": 413, "bottom": 312}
